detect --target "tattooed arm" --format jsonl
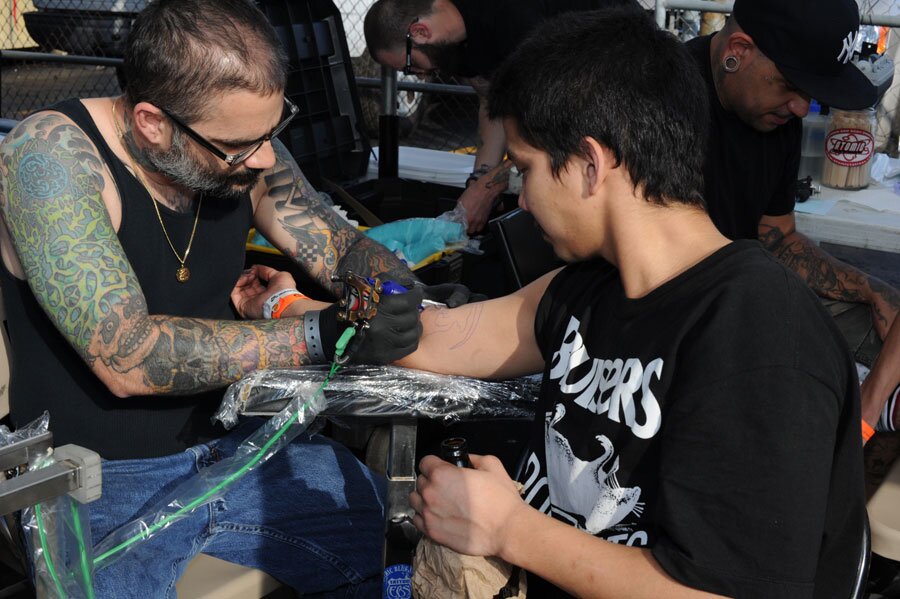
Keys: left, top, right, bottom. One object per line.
{"left": 758, "top": 212, "right": 900, "bottom": 339}
{"left": 457, "top": 82, "right": 511, "bottom": 235}
{"left": 252, "top": 140, "right": 415, "bottom": 296}
{"left": 0, "top": 114, "right": 323, "bottom": 397}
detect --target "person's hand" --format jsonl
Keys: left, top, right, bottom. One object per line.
{"left": 325, "top": 284, "right": 423, "bottom": 364}
{"left": 458, "top": 183, "right": 498, "bottom": 235}
{"left": 869, "top": 284, "right": 899, "bottom": 341}
{"left": 409, "top": 453, "right": 526, "bottom": 557}
{"left": 419, "top": 282, "right": 487, "bottom": 308}
{"left": 230, "top": 264, "right": 298, "bottom": 319}
{"left": 458, "top": 161, "right": 513, "bottom": 235}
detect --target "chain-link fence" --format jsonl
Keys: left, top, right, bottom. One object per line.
{"left": 1, "top": 0, "right": 140, "bottom": 121}
{"left": 3, "top": 1, "right": 900, "bottom": 154}
{"left": 0, "top": 0, "right": 480, "bottom": 151}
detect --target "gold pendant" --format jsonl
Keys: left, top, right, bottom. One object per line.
{"left": 176, "top": 266, "right": 190, "bottom": 283}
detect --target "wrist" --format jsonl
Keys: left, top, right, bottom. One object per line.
{"left": 466, "top": 164, "right": 493, "bottom": 187}
{"left": 303, "top": 304, "right": 350, "bottom": 364}
{"left": 494, "top": 498, "right": 538, "bottom": 565}
{"left": 263, "top": 289, "right": 308, "bottom": 320}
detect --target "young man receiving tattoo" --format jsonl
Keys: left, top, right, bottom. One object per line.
{"left": 247, "top": 9, "right": 866, "bottom": 596}
{"left": 397, "top": 10, "right": 864, "bottom": 598}
{"left": 687, "top": 0, "right": 900, "bottom": 440}
{"left": 0, "top": 0, "right": 485, "bottom": 594}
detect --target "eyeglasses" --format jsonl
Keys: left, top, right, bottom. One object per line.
{"left": 403, "top": 18, "right": 418, "bottom": 76}
{"left": 162, "top": 97, "right": 299, "bottom": 166}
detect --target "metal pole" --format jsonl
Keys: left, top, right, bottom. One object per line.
{"left": 356, "top": 77, "right": 476, "bottom": 96}
{"left": 1, "top": 50, "right": 124, "bottom": 67}
{"left": 378, "top": 66, "right": 399, "bottom": 179}
{"left": 655, "top": 0, "right": 667, "bottom": 29}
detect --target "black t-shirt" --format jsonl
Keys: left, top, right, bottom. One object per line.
{"left": 686, "top": 35, "right": 801, "bottom": 240}
{"left": 524, "top": 240, "right": 864, "bottom": 598}
{"left": 449, "top": 0, "right": 638, "bottom": 80}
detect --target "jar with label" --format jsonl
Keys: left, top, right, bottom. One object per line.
{"left": 822, "top": 108, "right": 876, "bottom": 190}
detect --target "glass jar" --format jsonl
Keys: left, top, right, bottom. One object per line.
{"left": 822, "top": 108, "right": 876, "bottom": 190}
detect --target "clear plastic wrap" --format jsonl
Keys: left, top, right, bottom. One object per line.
{"left": 92, "top": 388, "right": 326, "bottom": 572}
{"left": 11, "top": 413, "right": 95, "bottom": 599}
{"left": 214, "top": 366, "right": 541, "bottom": 429}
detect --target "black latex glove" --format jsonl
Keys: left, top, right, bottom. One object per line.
{"left": 319, "top": 285, "right": 424, "bottom": 364}
{"left": 418, "top": 282, "right": 487, "bottom": 308}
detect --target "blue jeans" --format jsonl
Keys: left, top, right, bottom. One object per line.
{"left": 86, "top": 420, "right": 386, "bottom": 598}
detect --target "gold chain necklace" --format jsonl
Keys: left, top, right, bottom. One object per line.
{"left": 112, "top": 98, "right": 202, "bottom": 283}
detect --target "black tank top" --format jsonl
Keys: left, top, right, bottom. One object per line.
{"left": 2, "top": 98, "right": 254, "bottom": 459}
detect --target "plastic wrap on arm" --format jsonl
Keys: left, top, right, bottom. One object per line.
{"left": 91, "top": 388, "right": 326, "bottom": 572}
{"left": 214, "top": 366, "right": 540, "bottom": 428}
{"left": 10, "top": 413, "right": 95, "bottom": 599}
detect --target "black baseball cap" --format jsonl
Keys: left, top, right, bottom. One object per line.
{"left": 733, "top": 0, "right": 877, "bottom": 109}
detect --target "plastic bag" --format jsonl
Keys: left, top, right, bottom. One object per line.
{"left": 92, "top": 388, "right": 326, "bottom": 572}
{"left": 214, "top": 365, "right": 540, "bottom": 429}
{"left": 12, "top": 413, "right": 95, "bottom": 599}
{"left": 365, "top": 218, "right": 467, "bottom": 266}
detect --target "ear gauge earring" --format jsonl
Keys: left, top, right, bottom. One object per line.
{"left": 723, "top": 55, "right": 740, "bottom": 72}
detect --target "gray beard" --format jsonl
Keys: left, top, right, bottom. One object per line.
{"left": 143, "top": 128, "right": 260, "bottom": 202}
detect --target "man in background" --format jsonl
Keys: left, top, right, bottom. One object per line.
{"left": 687, "top": 0, "right": 900, "bottom": 440}
{"left": 364, "top": 0, "right": 638, "bottom": 234}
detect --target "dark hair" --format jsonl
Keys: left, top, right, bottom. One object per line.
{"left": 123, "top": 0, "right": 287, "bottom": 123}
{"left": 488, "top": 8, "right": 708, "bottom": 208}
{"left": 364, "top": 0, "right": 435, "bottom": 57}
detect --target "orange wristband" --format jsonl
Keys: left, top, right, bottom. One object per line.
{"left": 862, "top": 419, "right": 875, "bottom": 444}
{"left": 272, "top": 292, "right": 307, "bottom": 319}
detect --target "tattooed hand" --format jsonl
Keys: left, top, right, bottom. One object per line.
{"left": 869, "top": 278, "right": 900, "bottom": 341}
{"left": 458, "top": 161, "right": 513, "bottom": 235}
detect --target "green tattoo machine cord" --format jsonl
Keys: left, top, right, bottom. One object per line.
{"left": 34, "top": 327, "right": 357, "bottom": 598}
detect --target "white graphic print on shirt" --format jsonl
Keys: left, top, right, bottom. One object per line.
{"left": 524, "top": 315, "right": 663, "bottom": 543}
{"left": 545, "top": 404, "right": 645, "bottom": 533}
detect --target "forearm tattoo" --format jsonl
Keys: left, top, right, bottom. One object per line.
{"left": 0, "top": 115, "right": 313, "bottom": 396}
{"left": 264, "top": 141, "right": 414, "bottom": 294}
{"left": 759, "top": 225, "right": 900, "bottom": 326}
{"left": 483, "top": 162, "right": 512, "bottom": 190}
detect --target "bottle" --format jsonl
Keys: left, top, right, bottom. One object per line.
{"left": 440, "top": 437, "right": 472, "bottom": 468}
{"left": 822, "top": 107, "right": 876, "bottom": 190}
{"left": 799, "top": 100, "right": 828, "bottom": 182}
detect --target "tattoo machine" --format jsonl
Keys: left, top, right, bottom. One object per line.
{"left": 331, "top": 272, "right": 410, "bottom": 363}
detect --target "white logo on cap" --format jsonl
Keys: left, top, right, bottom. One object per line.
{"left": 837, "top": 30, "right": 860, "bottom": 64}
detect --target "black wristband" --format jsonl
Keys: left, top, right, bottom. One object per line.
{"left": 304, "top": 304, "right": 350, "bottom": 363}
{"left": 303, "top": 311, "right": 328, "bottom": 364}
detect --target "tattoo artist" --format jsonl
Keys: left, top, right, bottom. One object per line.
{"left": 0, "top": 0, "right": 476, "bottom": 594}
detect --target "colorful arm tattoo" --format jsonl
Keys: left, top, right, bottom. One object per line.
{"left": 263, "top": 140, "right": 416, "bottom": 295}
{"left": 0, "top": 114, "right": 312, "bottom": 396}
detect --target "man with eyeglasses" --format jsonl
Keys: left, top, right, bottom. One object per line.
{"left": 0, "top": 0, "right": 444, "bottom": 594}
{"left": 364, "top": 0, "right": 639, "bottom": 235}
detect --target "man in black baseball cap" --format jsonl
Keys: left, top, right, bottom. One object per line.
{"left": 685, "top": 0, "right": 899, "bottom": 441}
{"left": 734, "top": 0, "right": 877, "bottom": 110}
